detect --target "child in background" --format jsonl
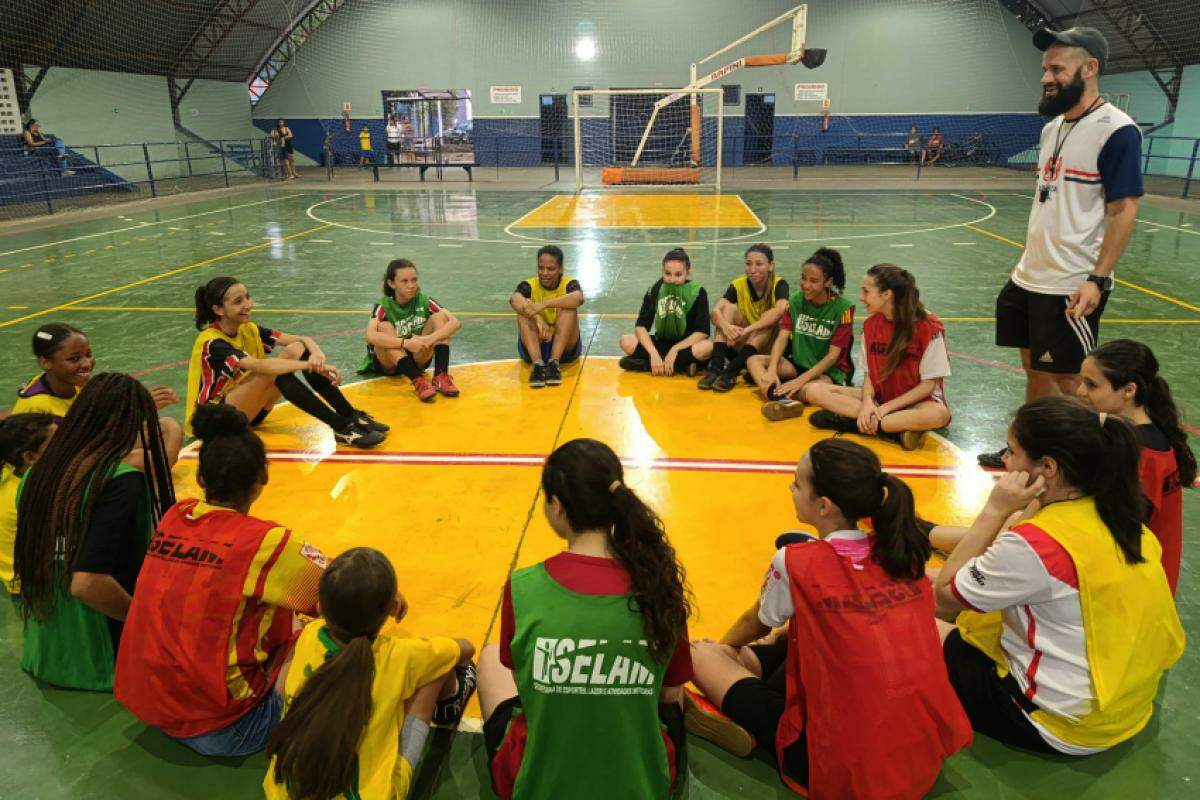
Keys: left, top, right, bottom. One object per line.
{"left": 687, "top": 439, "right": 971, "bottom": 799}
{"left": 361, "top": 258, "right": 463, "bottom": 401}
{"left": 806, "top": 264, "right": 950, "bottom": 450}
{"left": 12, "top": 323, "right": 175, "bottom": 418}
{"left": 1076, "top": 340, "right": 1195, "bottom": 594}
{"left": 747, "top": 247, "right": 854, "bottom": 421}
{"left": 265, "top": 547, "right": 476, "bottom": 800}
{"left": 359, "top": 124, "right": 374, "bottom": 165}
{"left": 0, "top": 413, "right": 57, "bottom": 594}
{"left": 618, "top": 247, "right": 711, "bottom": 376}
{"left": 476, "top": 438, "right": 692, "bottom": 799}
{"left": 115, "top": 404, "right": 330, "bottom": 757}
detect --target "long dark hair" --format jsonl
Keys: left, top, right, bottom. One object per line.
{"left": 0, "top": 413, "right": 57, "bottom": 471}
{"left": 1090, "top": 339, "right": 1196, "bottom": 488}
{"left": 15, "top": 373, "right": 175, "bottom": 621}
{"left": 805, "top": 247, "right": 846, "bottom": 293}
{"left": 381, "top": 258, "right": 417, "bottom": 299}
{"left": 32, "top": 323, "right": 85, "bottom": 359}
{"left": 194, "top": 276, "right": 241, "bottom": 329}
{"left": 541, "top": 439, "right": 690, "bottom": 663}
{"left": 192, "top": 404, "right": 267, "bottom": 507}
{"left": 662, "top": 248, "right": 691, "bottom": 269}
{"left": 267, "top": 548, "right": 396, "bottom": 800}
{"left": 867, "top": 263, "right": 928, "bottom": 377}
{"left": 1012, "top": 396, "right": 1146, "bottom": 564}
{"left": 807, "top": 438, "right": 929, "bottom": 580}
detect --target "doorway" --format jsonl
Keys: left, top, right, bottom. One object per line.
{"left": 744, "top": 93, "right": 776, "bottom": 165}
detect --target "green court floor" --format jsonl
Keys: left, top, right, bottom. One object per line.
{"left": 0, "top": 187, "right": 1197, "bottom": 798}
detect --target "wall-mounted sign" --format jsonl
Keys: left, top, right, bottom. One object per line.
{"left": 794, "top": 82, "right": 828, "bottom": 102}
{"left": 490, "top": 85, "right": 523, "bottom": 104}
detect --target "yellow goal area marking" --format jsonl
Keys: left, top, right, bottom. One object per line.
{"left": 509, "top": 194, "right": 763, "bottom": 229}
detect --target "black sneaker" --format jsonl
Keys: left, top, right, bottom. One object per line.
{"left": 697, "top": 370, "right": 719, "bottom": 390}
{"left": 333, "top": 423, "right": 386, "bottom": 448}
{"left": 742, "top": 370, "right": 756, "bottom": 386}
{"left": 686, "top": 360, "right": 702, "bottom": 377}
{"left": 529, "top": 362, "right": 547, "bottom": 388}
{"left": 712, "top": 371, "right": 736, "bottom": 392}
{"left": 432, "top": 662, "right": 478, "bottom": 727}
{"left": 977, "top": 448, "right": 1006, "bottom": 469}
{"left": 545, "top": 359, "right": 563, "bottom": 386}
{"left": 808, "top": 410, "right": 860, "bottom": 434}
{"left": 353, "top": 410, "right": 389, "bottom": 432}
{"left": 619, "top": 355, "right": 651, "bottom": 372}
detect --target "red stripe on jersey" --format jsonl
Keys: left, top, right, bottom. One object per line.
{"left": 1064, "top": 168, "right": 1100, "bottom": 177}
{"left": 427, "top": 298, "right": 443, "bottom": 315}
{"left": 1023, "top": 607, "right": 1042, "bottom": 700}
{"left": 950, "top": 574, "right": 984, "bottom": 612}
{"left": 1011, "top": 524, "right": 1079, "bottom": 589}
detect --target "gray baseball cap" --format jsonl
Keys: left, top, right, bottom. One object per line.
{"left": 1034, "top": 26, "right": 1109, "bottom": 73}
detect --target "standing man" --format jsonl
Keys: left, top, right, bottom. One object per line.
{"left": 978, "top": 27, "right": 1142, "bottom": 468}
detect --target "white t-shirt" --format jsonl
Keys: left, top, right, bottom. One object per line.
{"left": 951, "top": 523, "right": 1104, "bottom": 755}
{"left": 759, "top": 530, "right": 872, "bottom": 627}
{"left": 386, "top": 123, "right": 402, "bottom": 144}
{"left": 1012, "top": 103, "right": 1143, "bottom": 295}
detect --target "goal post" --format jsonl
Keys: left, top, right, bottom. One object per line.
{"left": 573, "top": 88, "right": 724, "bottom": 191}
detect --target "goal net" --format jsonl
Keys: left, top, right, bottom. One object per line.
{"left": 573, "top": 88, "right": 724, "bottom": 191}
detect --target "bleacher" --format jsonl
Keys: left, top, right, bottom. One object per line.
{"left": 0, "top": 135, "right": 138, "bottom": 212}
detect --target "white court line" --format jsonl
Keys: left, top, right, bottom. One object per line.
{"left": 1137, "top": 218, "right": 1200, "bottom": 237}
{"left": 890, "top": 243, "right": 913, "bottom": 247}
{"left": 370, "top": 242, "right": 392, "bottom": 246}
{"left": 438, "top": 243, "right": 465, "bottom": 248}
{"left": 309, "top": 239, "right": 333, "bottom": 243}
{"left": 0, "top": 193, "right": 310, "bottom": 258}
{"left": 506, "top": 197, "right": 561, "bottom": 228}
{"left": 731, "top": 193, "right": 767, "bottom": 231}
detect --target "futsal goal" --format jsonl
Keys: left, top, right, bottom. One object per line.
{"left": 572, "top": 3, "right": 826, "bottom": 191}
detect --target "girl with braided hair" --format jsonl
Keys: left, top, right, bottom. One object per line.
{"left": 687, "top": 438, "right": 970, "bottom": 799}
{"left": 476, "top": 439, "right": 692, "bottom": 800}
{"left": 0, "top": 413, "right": 58, "bottom": 594}
{"left": 14, "top": 373, "right": 179, "bottom": 690}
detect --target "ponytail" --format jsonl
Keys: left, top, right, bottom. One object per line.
{"left": 1090, "top": 340, "right": 1196, "bottom": 489}
{"left": 806, "top": 247, "right": 846, "bottom": 293}
{"left": 541, "top": 439, "right": 691, "bottom": 664}
{"left": 866, "top": 263, "right": 927, "bottom": 377}
{"left": 1012, "top": 397, "right": 1145, "bottom": 564}
{"left": 267, "top": 548, "right": 396, "bottom": 800}
{"left": 808, "top": 439, "right": 929, "bottom": 580}
{"left": 194, "top": 276, "right": 240, "bottom": 330}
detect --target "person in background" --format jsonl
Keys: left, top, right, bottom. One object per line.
{"left": 903, "top": 125, "right": 922, "bottom": 161}
{"left": 401, "top": 117, "right": 416, "bottom": 163}
{"left": 276, "top": 119, "right": 297, "bottom": 180}
{"left": 921, "top": 127, "right": 944, "bottom": 165}
{"left": 22, "top": 119, "right": 73, "bottom": 175}
{"left": 359, "top": 125, "right": 374, "bottom": 166}
{"left": 0, "top": 413, "right": 58, "bottom": 595}
{"left": 14, "top": 374, "right": 179, "bottom": 691}
{"left": 386, "top": 114, "right": 403, "bottom": 166}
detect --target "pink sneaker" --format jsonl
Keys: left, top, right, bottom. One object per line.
{"left": 432, "top": 372, "right": 460, "bottom": 397}
{"left": 411, "top": 374, "right": 436, "bottom": 402}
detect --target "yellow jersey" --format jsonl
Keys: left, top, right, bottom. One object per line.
{"left": 185, "top": 323, "right": 278, "bottom": 435}
{"left": 0, "top": 464, "right": 20, "bottom": 593}
{"left": 729, "top": 274, "right": 785, "bottom": 325}
{"left": 263, "top": 625, "right": 460, "bottom": 800}
{"left": 11, "top": 374, "right": 78, "bottom": 418}
{"left": 522, "top": 274, "right": 579, "bottom": 330}
{"left": 360, "top": 130, "right": 372, "bottom": 151}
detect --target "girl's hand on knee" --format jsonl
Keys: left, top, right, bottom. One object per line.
{"left": 148, "top": 385, "right": 178, "bottom": 409}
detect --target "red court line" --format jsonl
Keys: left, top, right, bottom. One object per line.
{"left": 948, "top": 350, "right": 1024, "bottom": 375}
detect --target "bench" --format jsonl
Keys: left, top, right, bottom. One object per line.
{"left": 822, "top": 146, "right": 912, "bottom": 165}
{"left": 370, "top": 162, "right": 478, "bottom": 181}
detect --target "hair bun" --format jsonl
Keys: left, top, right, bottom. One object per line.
{"left": 190, "top": 403, "right": 251, "bottom": 441}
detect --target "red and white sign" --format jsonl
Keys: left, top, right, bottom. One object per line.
{"left": 794, "top": 82, "right": 828, "bottom": 101}
{"left": 490, "top": 85, "right": 523, "bottom": 104}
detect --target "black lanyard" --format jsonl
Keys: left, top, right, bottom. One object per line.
{"left": 1039, "top": 97, "right": 1104, "bottom": 203}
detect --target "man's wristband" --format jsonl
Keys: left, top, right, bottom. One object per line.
{"left": 1086, "top": 274, "right": 1114, "bottom": 292}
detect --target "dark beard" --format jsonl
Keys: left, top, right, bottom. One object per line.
{"left": 1038, "top": 68, "right": 1086, "bottom": 117}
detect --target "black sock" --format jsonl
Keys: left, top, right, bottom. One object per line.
{"left": 674, "top": 348, "right": 696, "bottom": 370}
{"left": 302, "top": 366, "right": 357, "bottom": 417}
{"left": 396, "top": 355, "right": 423, "bottom": 379}
{"left": 434, "top": 344, "right": 450, "bottom": 375}
{"left": 726, "top": 345, "right": 758, "bottom": 375}
{"left": 275, "top": 373, "right": 350, "bottom": 431}
{"left": 710, "top": 341, "right": 729, "bottom": 372}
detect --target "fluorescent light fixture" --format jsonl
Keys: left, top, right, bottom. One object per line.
{"left": 575, "top": 37, "right": 596, "bottom": 61}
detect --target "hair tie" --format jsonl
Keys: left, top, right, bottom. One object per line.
{"left": 608, "top": 480, "right": 622, "bottom": 494}
{"left": 35, "top": 331, "right": 54, "bottom": 340}
{"left": 1098, "top": 411, "right": 1108, "bottom": 426}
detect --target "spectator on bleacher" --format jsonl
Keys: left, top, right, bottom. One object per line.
{"left": 22, "top": 119, "right": 73, "bottom": 175}
{"left": 276, "top": 120, "right": 297, "bottom": 180}
{"left": 401, "top": 117, "right": 416, "bottom": 163}
{"left": 921, "top": 128, "right": 944, "bottom": 165}
{"left": 386, "top": 114, "right": 402, "bottom": 166}
{"left": 903, "top": 126, "right": 921, "bottom": 161}
{"left": 977, "top": 26, "right": 1142, "bottom": 469}
{"left": 359, "top": 125, "right": 374, "bottom": 166}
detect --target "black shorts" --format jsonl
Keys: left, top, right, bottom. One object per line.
{"left": 994, "top": 280, "right": 1109, "bottom": 374}
{"left": 367, "top": 350, "right": 432, "bottom": 376}
{"left": 387, "top": 141, "right": 401, "bottom": 154}
{"left": 483, "top": 695, "right": 520, "bottom": 774}
{"left": 942, "top": 629, "right": 1058, "bottom": 754}
{"left": 632, "top": 336, "right": 705, "bottom": 361}
{"left": 720, "top": 639, "right": 809, "bottom": 787}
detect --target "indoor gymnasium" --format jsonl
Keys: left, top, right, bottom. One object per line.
{"left": 0, "top": 1, "right": 1197, "bottom": 798}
